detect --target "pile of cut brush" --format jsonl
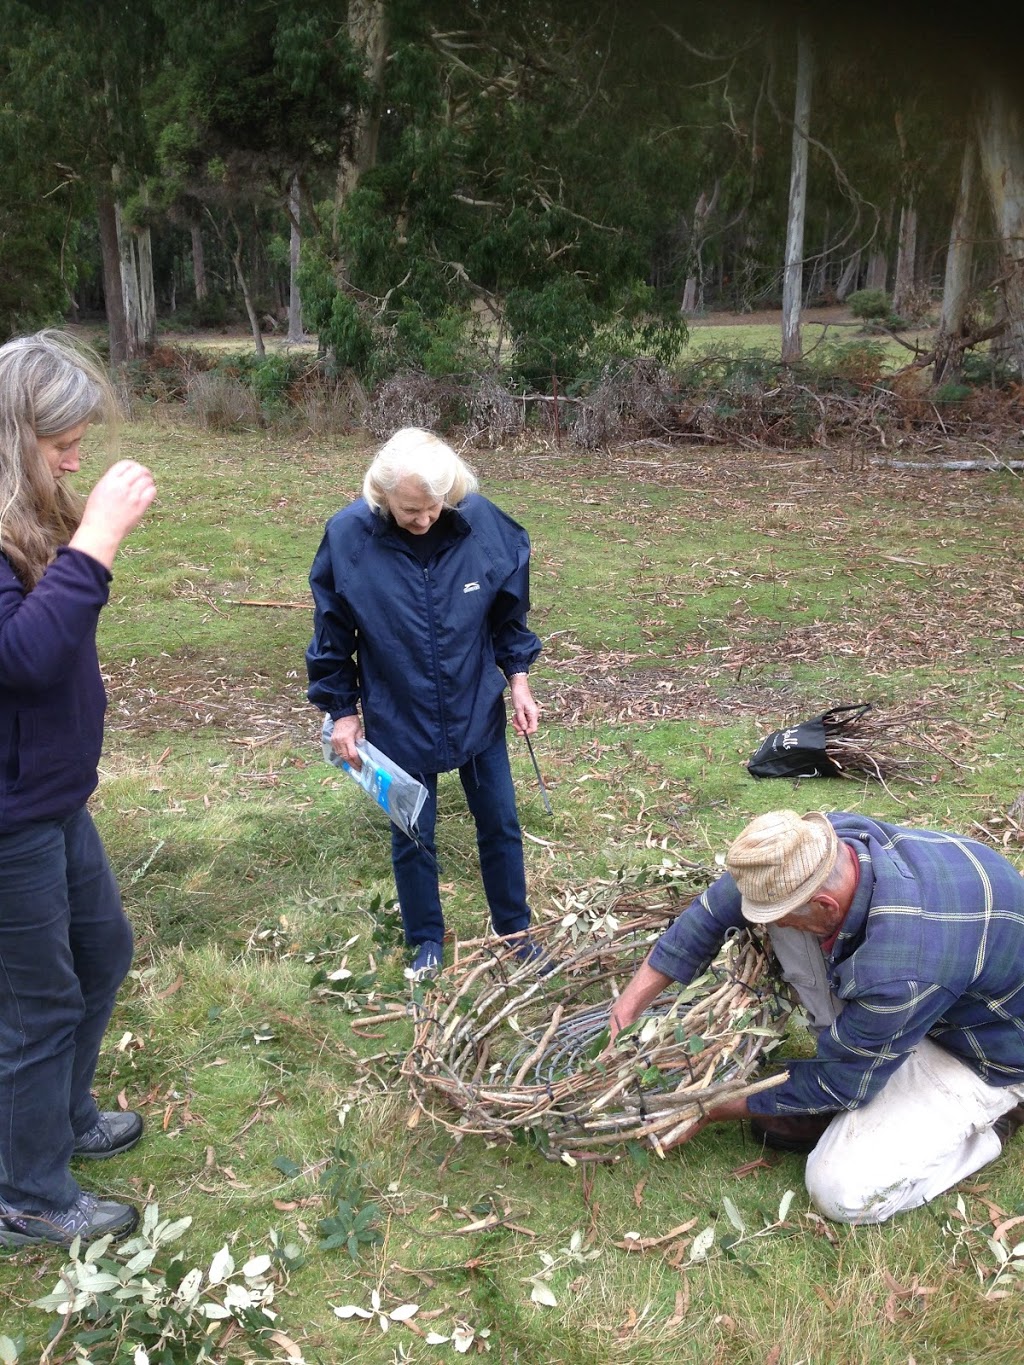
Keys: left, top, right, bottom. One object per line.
{"left": 403, "top": 863, "right": 793, "bottom": 1160}
{"left": 820, "top": 703, "right": 943, "bottom": 783}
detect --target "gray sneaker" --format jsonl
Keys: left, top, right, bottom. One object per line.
{"left": 73, "top": 1110, "right": 144, "bottom": 1160}
{"left": 0, "top": 1190, "right": 139, "bottom": 1248}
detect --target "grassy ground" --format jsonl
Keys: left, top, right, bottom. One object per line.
{"left": 2, "top": 399, "right": 1024, "bottom": 1363}
{"left": 684, "top": 314, "right": 935, "bottom": 374}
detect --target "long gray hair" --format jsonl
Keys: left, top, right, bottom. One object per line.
{"left": 0, "top": 330, "right": 118, "bottom": 587}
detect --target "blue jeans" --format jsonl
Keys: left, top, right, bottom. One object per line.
{"left": 0, "top": 808, "right": 132, "bottom": 1213}
{"left": 392, "top": 736, "right": 531, "bottom": 946}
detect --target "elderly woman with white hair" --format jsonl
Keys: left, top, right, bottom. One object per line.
{"left": 307, "top": 427, "right": 543, "bottom": 977}
{"left": 0, "top": 331, "right": 155, "bottom": 1249}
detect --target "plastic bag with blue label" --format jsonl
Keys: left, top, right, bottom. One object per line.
{"left": 321, "top": 716, "right": 428, "bottom": 840}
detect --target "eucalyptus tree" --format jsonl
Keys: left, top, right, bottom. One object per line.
{"left": 149, "top": 0, "right": 364, "bottom": 351}
{"left": 0, "top": 0, "right": 164, "bottom": 359}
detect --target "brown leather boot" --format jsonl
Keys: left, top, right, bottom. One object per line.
{"left": 749, "top": 1112, "right": 838, "bottom": 1154}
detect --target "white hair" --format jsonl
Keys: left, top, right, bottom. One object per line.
{"left": 362, "top": 428, "right": 478, "bottom": 513}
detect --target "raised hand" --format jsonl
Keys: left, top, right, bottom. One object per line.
{"left": 70, "top": 460, "right": 156, "bottom": 568}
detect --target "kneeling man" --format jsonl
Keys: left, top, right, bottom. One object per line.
{"left": 609, "top": 810, "right": 1024, "bottom": 1224}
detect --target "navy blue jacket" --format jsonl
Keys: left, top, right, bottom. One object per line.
{"left": 0, "top": 547, "right": 111, "bottom": 830}
{"left": 306, "top": 494, "right": 541, "bottom": 774}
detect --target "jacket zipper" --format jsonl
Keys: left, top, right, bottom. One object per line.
{"left": 421, "top": 564, "right": 451, "bottom": 767}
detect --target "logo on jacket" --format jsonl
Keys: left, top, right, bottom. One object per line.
{"left": 462, "top": 581, "right": 481, "bottom": 593}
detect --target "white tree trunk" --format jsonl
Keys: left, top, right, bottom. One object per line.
{"left": 892, "top": 201, "right": 918, "bottom": 317}
{"left": 287, "top": 174, "right": 304, "bottom": 343}
{"left": 781, "top": 30, "right": 813, "bottom": 364}
{"left": 98, "top": 192, "right": 128, "bottom": 365}
{"left": 680, "top": 184, "right": 719, "bottom": 316}
{"left": 976, "top": 81, "right": 1024, "bottom": 376}
{"left": 933, "top": 138, "right": 978, "bottom": 383}
{"left": 836, "top": 250, "right": 861, "bottom": 301}
{"left": 191, "top": 222, "right": 207, "bottom": 301}
{"left": 115, "top": 200, "right": 146, "bottom": 359}
{"left": 135, "top": 192, "right": 156, "bottom": 349}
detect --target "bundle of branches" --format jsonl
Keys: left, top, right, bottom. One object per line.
{"left": 403, "top": 864, "right": 793, "bottom": 1160}
{"left": 822, "top": 703, "right": 941, "bottom": 783}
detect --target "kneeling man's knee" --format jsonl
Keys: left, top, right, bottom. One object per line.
{"left": 805, "top": 1149, "right": 901, "bottom": 1225}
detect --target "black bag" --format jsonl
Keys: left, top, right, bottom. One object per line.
{"left": 747, "top": 704, "right": 872, "bottom": 780}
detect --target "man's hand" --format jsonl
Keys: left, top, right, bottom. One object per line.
{"left": 331, "top": 714, "right": 363, "bottom": 768}
{"left": 608, "top": 959, "right": 675, "bottom": 1042}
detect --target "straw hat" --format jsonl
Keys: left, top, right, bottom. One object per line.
{"left": 726, "top": 810, "right": 839, "bottom": 924}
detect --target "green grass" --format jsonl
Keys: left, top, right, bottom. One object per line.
{"left": 3, "top": 412, "right": 1024, "bottom": 1362}
{"left": 684, "top": 317, "right": 936, "bottom": 372}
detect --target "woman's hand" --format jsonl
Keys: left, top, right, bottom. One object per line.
{"left": 331, "top": 714, "right": 364, "bottom": 769}
{"left": 508, "top": 673, "right": 539, "bottom": 737}
{"left": 69, "top": 460, "right": 156, "bottom": 569}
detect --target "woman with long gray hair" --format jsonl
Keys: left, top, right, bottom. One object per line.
{"left": 0, "top": 331, "right": 156, "bottom": 1249}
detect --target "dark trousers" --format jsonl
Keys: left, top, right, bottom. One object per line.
{"left": 0, "top": 808, "right": 132, "bottom": 1213}
{"left": 392, "top": 736, "right": 531, "bottom": 946}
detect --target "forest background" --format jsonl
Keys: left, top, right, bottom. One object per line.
{"left": 3, "top": 1, "right": 1024, "bottom": 1363}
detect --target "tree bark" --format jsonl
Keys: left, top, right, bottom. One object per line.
{"left": 335, "top": 0, "right": 388, "bottom": 236}
{"left": 287, "top": 173, "right": 304, "bottom": 343}
{"left": 976, "top": 80, "right": 1024, "bottom": 377}
{"left": 892, "top": 200, "right": 918, "bottom": 318}
{"left": 836, "top": 250, "right": 861, "bottom": 301}
{"left": 781, "top": 29, "right": 813, "bottom": 364}
{"left": 114, "top": 195, "right": 151, "bottom": 360}
{"left": 97, "top": 192, "right": 129, "bottom": 365}
{"left": 680, "top": 183, "right": 720, "bottom": 316}
{"left": 191, "top": 221, "right": 207, "bottom": 301}
{"left": 933, "top": 138, "right": 978, "bottom": 384}
{"left": 865, "top": 250, "right": 888, "bottom": 292}
{"left": 229, "top": 218, "right": 265, "bottom": 357}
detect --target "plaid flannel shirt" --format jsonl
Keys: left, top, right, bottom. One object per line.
{"left": 647, "top": 814, "right": 1024, "bottom": 1115}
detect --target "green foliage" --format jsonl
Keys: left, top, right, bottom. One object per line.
{"left": 317, "top": 1141, "right": 383, "bottom": 1261}
{"left": 933, "top": 381, "right": 973, "bottom": 403}
{"left": 804, "top": 340, "right": 888, "bottom": 391}
{"left": 505, "top": 277, "right": 599, "bottom": 384}
{"left": 961, "top": 350, "right": 1020, "bottom": 389}
{"left": 846, "top": 288, "right": 891, "bottom": 321}
{"left": 25, "top": 1205, "right": 280, "bottom": 1363}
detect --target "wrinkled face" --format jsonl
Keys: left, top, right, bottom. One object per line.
{"left": 37, "top": 421, "right": 89, "bottom": 480}
{"left": 386, "top": 476, "right": 444, "bottom": 534}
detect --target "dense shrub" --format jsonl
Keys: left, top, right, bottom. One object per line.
{"left": 846, "top": 289, "right": 890, "bottom": 321}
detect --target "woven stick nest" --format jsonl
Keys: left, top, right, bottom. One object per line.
{"left": 403, "top": 864, "right": 794, "bottom": 1160}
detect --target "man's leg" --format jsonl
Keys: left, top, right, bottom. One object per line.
{"left": 459, "top": 738, "right": 530, "bottom": 937}
{"left": 805, "top": 1038, "right": 1024, "bottom": 1224}
{"left": 391, "top": 772, "right": 445, "bottom": 947}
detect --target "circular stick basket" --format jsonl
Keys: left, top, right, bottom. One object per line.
{"left": 402, "top": 866, "right": 794, "bottom": 1160}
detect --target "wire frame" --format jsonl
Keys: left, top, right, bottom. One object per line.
{"left": 403, "top": 866, "right": 794, "bottom": 1160}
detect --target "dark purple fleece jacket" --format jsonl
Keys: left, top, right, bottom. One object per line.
{"left": 0, "top": 546, "right": 111, "bottom": 830}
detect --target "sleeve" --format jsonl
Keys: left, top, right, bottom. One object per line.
{"left": 305, "top": 533, "right": 361, "bottom": 718}
{"left": 748, "top": 977, "right": 958, "bottom": 1117}
{"left": 0, "top": 547, "right": 110, "bottom": 690}
{"left": 647, "top": 872, "right": 747, "bottom": 983}
{"left": 489, "top": 525, "right": 542, "bottom": 678}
